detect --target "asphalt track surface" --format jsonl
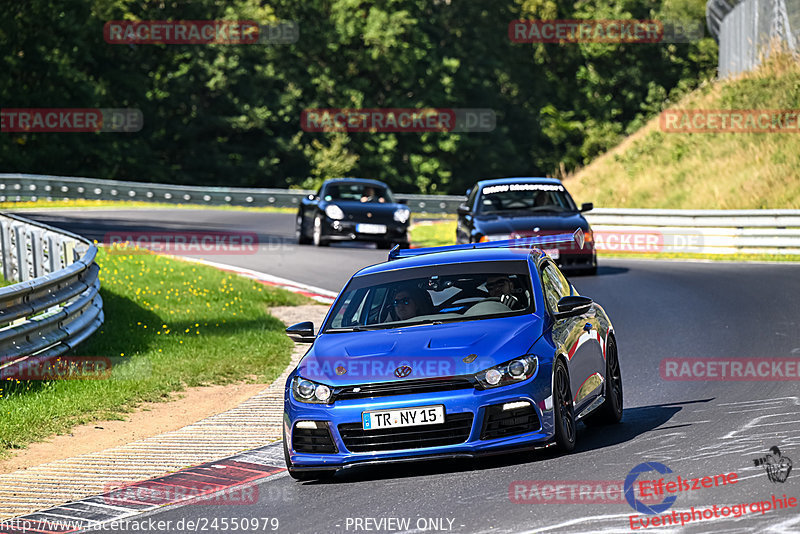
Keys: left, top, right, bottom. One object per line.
{"left": 20, "top": 209, "right": 800, "bottom": 533}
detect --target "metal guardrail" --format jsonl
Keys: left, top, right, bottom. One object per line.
{"left": 0, "top": 213, "right": 103, "bottom": 377}
{"left": 707, "top": 0, "right": 799, "bottom": 78}
{"left": 0, "top": 173, "right": 466, "bottom": 214}
{"left": 586, "top": 208, "right": 800, "bottom": 255}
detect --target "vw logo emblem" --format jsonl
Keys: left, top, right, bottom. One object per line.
{"left": 394, "top": 365, "right": 412, "bottom": 378}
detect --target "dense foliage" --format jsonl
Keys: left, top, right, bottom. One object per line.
{"left": 0, "top": 0, "right": 716, "bottom": 194}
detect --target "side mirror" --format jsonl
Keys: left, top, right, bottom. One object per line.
{"left": 286, "top": 321, "right": 315, "bottom": 343}
{"left": 465, "top": 188, "right": 472, "bottom": 197}
{"left": 397, "top": 198, "right": 408, "bottom": 205}
{"left": 580, "top": 202, "right": 594, "bottom": 212}
{"left": 457, "top": 203, "right": 471, "bottom": 216}
{"left": 552, "top": 295, "right": 593, "bottom": 320}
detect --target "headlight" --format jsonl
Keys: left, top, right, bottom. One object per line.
{"left": 475, "top": 355, "right": 538, "bottom": 389}
{"left": 292, "top": 377, "right": 333, "bottom": 403}
{"left": 324, "top": 204, "right": 345, "bottom": 220}
{"left": 393, "top": 208, "right": 411, "bottom": 224}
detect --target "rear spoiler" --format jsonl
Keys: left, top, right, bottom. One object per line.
{"left": 388, "top": 228, "right": 584, "bottom": 261}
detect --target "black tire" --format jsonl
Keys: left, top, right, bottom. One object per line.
{"left": 283, "top": 431, "right": 335, "bottom": 481}
{"left": 312, "top": 214, "right": 329, "bottom": 247}
{"left": 553, "top": 358, "right": 576, "bottom": 452}
{"left": 296, "top": 214, "right": 311, "bottom": 245}
{"left": 583, "top": 336, "right": 623, "bottom": 426}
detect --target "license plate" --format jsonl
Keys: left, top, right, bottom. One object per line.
{"left": 356, "top": 223, "right": 387, "bottom": 234}
{"left": 543, "top": 248, "right": 560, "bottom": 260}
{"left": 362, "top": 405, "right": 445, "bottom": 430}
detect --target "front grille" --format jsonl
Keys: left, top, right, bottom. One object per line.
{"left": 480, "top": 403, "right": 540, "bottom": 440}
{"left": 333, "top": 377, "right": 475, "bottom": 401}
{"left": 292, "top": 423, "right": 337, "bottom": 453}
{"left": 338, "top": 413, "right": 473, "bottom": 452}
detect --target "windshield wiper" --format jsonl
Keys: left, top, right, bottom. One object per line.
{"left": 325, "top": 325, "right": 387, "bottom": 333}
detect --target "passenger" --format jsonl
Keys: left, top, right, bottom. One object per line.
{"left": 486, "top": 275, "right": 521, "bottom": 309}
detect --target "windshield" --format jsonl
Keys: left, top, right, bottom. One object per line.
{"left": 323, "top": 183, "right": 395, "bottom": 203}
{"left": 324, "top": 261, "right": 534, "bottom": 332}
{"left": 477, "top": 183, "right": 577, "bottom": 214}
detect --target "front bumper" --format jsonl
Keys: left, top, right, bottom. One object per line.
{"left": 322, "top": 217, "right": 409, "bottom": 244}
{"left": 555, "top": 251, "right": 597, "bottom": 272}
{"left": 284, "top": 367, "right": 555, "bottom": 470}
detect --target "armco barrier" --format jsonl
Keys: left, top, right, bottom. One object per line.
{"left": 586, "top": 208, "right": 800, "bottom": 255}
{"left": 1, "top": 174, "right": 799, "bottom": 255}
{"left": 0, "top": 173, "right": 466, "bottom": 214}
{"left": 0, "top": 213, "right": 103, "bottom": 377}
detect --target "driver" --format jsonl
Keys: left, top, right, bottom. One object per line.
{"left": 390, "top": 285, "right": 432, "bottom": 321}
{"left": 486, "top": 275, "right": 521, "bottom": 309}
{"left": 361, "top": 186, "right": 385, "bottom": 203}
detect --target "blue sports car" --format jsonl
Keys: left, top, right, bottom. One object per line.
{"left": 282, "top": 231, "right": 622, "bottom": 480}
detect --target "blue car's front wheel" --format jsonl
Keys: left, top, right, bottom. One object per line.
{"left": 553, "top": 359, "right": 576, "bottom": 452}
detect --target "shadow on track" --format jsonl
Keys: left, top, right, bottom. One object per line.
{"left": 298, "top": 398, "right": 713, "bottom": 485}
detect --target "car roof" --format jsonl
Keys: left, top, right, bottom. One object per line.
{"left": 354, "top": 246, "right": 546, "bottom": 277}
{"left": 323, "top": 177, "right": 390, "bottom": 188}
{"left": 474, "top": 177, "right": 563, "bottom": 189}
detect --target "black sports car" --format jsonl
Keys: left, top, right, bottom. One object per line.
{"left": 456, "top": 177, "right": 596, "bottom": 274}
{"left": 296, "top": 178, "right": 411, "bottom": 248}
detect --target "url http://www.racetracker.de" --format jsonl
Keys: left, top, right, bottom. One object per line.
{"left": 1, "top": 516, "right": 280, "bottom": 533}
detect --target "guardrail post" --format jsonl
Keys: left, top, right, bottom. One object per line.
{"left": 0, "top": 218, "right": 11, "bottom": 281}
{"left": 14, "top": 224, "right": 29, "bottom": 281}
{"left": 30, "top": 229, "right": 44, "bottom": 278}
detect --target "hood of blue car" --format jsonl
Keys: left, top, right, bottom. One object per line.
{"left": 296, "top": 314, "right": 543, "bottom": 386}
{"left": 474, "top": 211, "right": 589, "bottom": 236}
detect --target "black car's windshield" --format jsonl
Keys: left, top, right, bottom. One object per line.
{"left": 324, "top": 261, "right": 534, "bottom": 332}
{"left": 477, "top": 183, "right": 576, "bottom": 214}
{"left": 323, "top": 183, "right": 395, "bottom": 203}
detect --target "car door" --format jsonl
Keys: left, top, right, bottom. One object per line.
{"left": 540, "top": 261, "right": 605, "bottom": 415}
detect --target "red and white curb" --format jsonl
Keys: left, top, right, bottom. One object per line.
{"left": 0, "top": 444, "right": 287, "bottom": 534}
{"left": 161, "top": 256, "right": 337, "bottom": 304}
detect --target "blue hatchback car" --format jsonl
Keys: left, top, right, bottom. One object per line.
{"left": 282, "top": 232, "right": 622, "bottom": 480}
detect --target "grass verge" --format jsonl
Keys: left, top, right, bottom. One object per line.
{"left": 0, "top": 247, "right": 312, "bottom": 458}
{"left": 409, "top": 220, "right": 800, "bottom": 263}
{"left": 563, "top": 52, "right": 800, "bottom": 209}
